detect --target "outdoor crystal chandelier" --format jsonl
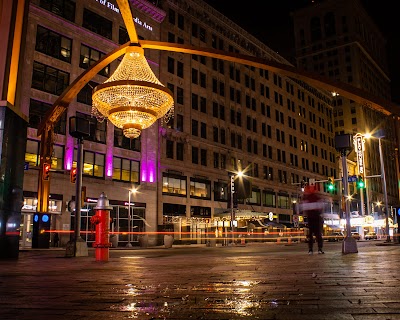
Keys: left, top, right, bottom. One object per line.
{"left": 92, "top": 45, "right": 174, "bottom": 139}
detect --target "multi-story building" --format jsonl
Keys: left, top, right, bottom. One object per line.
{"left": 292, "top": 0, "right": 400, "bottom": 231}
{"left": 19, "top": 0, "right": 338, "bottom": 248}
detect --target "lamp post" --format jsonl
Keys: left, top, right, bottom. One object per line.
{"left": 230, "top": 171, "right": 243, "bottom": 245}
{"left": 126, "top": 188, "right": 137, "bottom": 247}
{"left": 377, "top": 136, "right": 391, "bottom": 242}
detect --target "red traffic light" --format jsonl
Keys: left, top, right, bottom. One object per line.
{"left": 42, "top": 163, "right": 50, "bottom": 181}
{"left": 70, "top": 167, "right": 77, "bottom": 184}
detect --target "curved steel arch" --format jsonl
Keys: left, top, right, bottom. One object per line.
{"left": 38, "top": 40, "right": 399, "bottom": 136}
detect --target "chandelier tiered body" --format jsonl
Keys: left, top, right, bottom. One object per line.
{"left": 92, "top": 45, "right": 174, "bottom": 138}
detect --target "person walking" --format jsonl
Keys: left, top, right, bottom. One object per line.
{"left": 299, "top": 185, "right": 324, "bottom": 254}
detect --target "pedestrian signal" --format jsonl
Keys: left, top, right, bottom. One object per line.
{"left": 42, "top": 163, "right": 50, "bottom": 181}
{"left": 70, "top": 167, "right": 77, "bottom": 184}
{"left": 357, "top": 175, "right": 365, "bottom": 189}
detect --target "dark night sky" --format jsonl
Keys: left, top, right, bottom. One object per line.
{"left": 203, "top": 0, "right": 400, "bottom": 104}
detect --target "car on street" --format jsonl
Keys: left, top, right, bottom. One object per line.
{"left": 351, "top": 232, "right": 361, "bottom": 240}
{"left": 365, "top": 232, "right": 377, "bottom": 240}
{"left": 328, "top": 232, "right": 344, "bottom": 242}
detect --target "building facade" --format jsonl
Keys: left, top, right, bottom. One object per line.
{"left": 20, "top": 0, "right": 339, "bottom": 248}
{"left": 292, "top": 0, "right": 400, "bottom": 233}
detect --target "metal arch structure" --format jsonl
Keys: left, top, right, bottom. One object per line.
{"left": 35, "top": 0, "right": 400, "bottom": 214}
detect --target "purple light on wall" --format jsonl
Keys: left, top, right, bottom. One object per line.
{"left": 141, "top": 166, "right": 147, "bottom": 182}
{"left": 148, "top": 164, "right": 155, "bottom": 183}
{"left": 65, "top": 138, "right": 74, "bottom": 170}
{"left": 106, "top": 150, "right": 113, "bottom": 177}
{"left": 140, "top": 160, "right": 156, "bottom": 183}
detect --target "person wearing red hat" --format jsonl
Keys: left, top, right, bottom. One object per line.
{"left": 299, "top": 185, "right": 324, "bottom": 254}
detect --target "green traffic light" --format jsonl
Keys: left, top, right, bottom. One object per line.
{"left": 357, "top": 175, "right": 365, "bottom": 188}
{"left": 328, "top": 184, "right": 334, "bottom": 191}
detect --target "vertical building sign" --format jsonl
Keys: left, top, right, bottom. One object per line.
{"left": 354, "top": 134, "right": 365, "bottom": 176}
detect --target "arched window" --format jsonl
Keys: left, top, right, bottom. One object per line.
{"left": 310, "top": 17, "right": 322, "bottom": 41}
{"left": 324, "top": 12, "right": 336, "bottom": 37}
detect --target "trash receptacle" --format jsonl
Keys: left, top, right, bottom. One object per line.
{"left": 164, "top": 235, "right": 174, "bottom": 248}
{"left": 110, "top": 235, "right": 118, "bottom": 248}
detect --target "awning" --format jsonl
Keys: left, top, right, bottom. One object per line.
{"left": 280, "top": 222, "right": 294, "bottom": 228}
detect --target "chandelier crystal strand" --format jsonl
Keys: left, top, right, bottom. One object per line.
{"left": 92, "top": 45, "right": 174, "bottom": 138}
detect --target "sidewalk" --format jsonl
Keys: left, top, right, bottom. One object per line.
{"left": 2, "top": 241, "right": 400, "bottom": 319}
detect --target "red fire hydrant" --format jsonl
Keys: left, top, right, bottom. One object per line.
{"left": 91, "top": 192, "right": 112, "bottom": 262}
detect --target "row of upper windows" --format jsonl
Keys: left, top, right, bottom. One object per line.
{"left": 162, "top": 172, "right": 297, "bottom": 206}
{"left": 164, "top": 139, "right": 335, "bottom": 178}
{"left": 167, "top": 56, "right": 331, "bottom": 122}
{"left": 25, "top": 138, "right": 140, "bottom": 183}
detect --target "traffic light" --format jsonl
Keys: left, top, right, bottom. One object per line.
{"left": 357, "top": 175, "right": 365, "bottom": 189}
{"left": 327, "top": 176, "right": 335, "bottom": 192}
{"left": 70, "top": 167, "right": 77, "bottom": 184}
{"left": 42, "top": 163, "right": 50, "bottom": 181}
{"left": 300, "top": 180, "right": 306, "bottom": 191}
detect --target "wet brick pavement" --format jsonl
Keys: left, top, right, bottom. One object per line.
{"left": 1, "top": 241, "right": 400, "bottom": 319}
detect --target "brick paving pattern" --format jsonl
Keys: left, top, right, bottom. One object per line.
{"left": 1, "top": 241, "right": 400, "bottom": 319}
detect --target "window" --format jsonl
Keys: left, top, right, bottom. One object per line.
{"left": 277, "top": 193, "right": 290, "bottom": 209}
{"left": 192, "top": 147, "right": 198, "bottom": 164}
{"left": 192, "top": 119, "right": 198, "bottom": 136}
{"left": 35, "top": 26, "right": 72, "bottom": 62}
{"left": 80, "top": 44, "right": 109, "bottom": 77}
{"left": 25, "top": 139, "right": 64, "bottom": 170}
{"left": 200, "top": 149, "right": 207, "bottom": 166}
{"left": 114, "top": 128, "right": 141, "bottom": 151}
{"left": 77, "top": 81, "right": 98, "bottom": 106}
{"left": 200, "top": 122, "right": 207, "bottom": 139}
{"left": 25, "top": 139, "right": 40, "bottom": 168}
{"left": 248, "top": 188, "right": 261, "bottom": 205}
{"left": 162, "top": 173, "right": 187, "bottom": 196}
{"left": 39, "top": 0, "right": 75, "bottom": 22}
{"left": 32, "top": 61, "right": 69, "bottom": 95}
{"left": 118, "top": 27, "right": 129, "bottom": 45}
{"left": 213, "top": 152, "right": 219, "bottom": 168}
{"left": 82, "top": 9, "right": 112, "bottom": 39}
{"left": 191, "top": 206, "right": 211, "bottom": 217}
{"left": 176, "top": 142, "right": 184, "bottom": 161}
{"left": 29, "top": 99, "right": 66, "bottom": 134}
{"left": 190, "top": 178, "right": 211, "bottom": 199}
{"left": 214, "top": 181, "right": 228, "bottom": 201}
{"left": 166, "top": 140, "right": 174, "bottom": 158}
{"left": 73, "top": 150, "right": 105, "bottom": 178}
{"left": 263, "top": 190, "right": 276, "bottom": 207}
{"left": 76, "top": 112, "right": 106, "bottom": 144}
{"left": 112, "top": 157, "right": 139, "bottom": 183}
{"left": 176, "top": 114, "right": 183, "bottom": 131}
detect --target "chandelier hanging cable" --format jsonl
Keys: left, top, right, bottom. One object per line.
{"left": 92, "top": 44, "right": 174, "bottom": 138}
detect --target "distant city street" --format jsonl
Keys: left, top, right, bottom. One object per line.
{"left": 1, "top": 241, "right": 400, "bottom": 319}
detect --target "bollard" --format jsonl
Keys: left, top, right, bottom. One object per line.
{"left": 288, "top": 237, "right": 292, "bottom": 244}
{"left": 277, "top": 238, "right": 281, "bottom": 244}
{"left": 91, "top": 193, "right": 113, "bottom": 262}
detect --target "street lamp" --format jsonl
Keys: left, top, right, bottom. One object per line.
{"left": 126, "top": 188, "right": 137, "bottom": 247}
{"left": 365, "top": 131, "right": 391, "bottom": 242}
{"left": 230, "top": 170, "right": 243, "bottom": 245}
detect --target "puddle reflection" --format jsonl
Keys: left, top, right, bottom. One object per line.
{"left": 113, "top": 279, "right": 277, "bottom": 318}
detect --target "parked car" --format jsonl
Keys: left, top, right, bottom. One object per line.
{"left": 365, "top": 232, "right": 377, "bottom": 240}
{"left": 351, "top": 232, "right": 361, "bottom": 240}
{"left": 328, "top": 232, "right": 344, "bottom": 242}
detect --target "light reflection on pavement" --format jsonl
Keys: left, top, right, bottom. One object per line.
{"left": 1, "top": 241, "right": 400, "bottom": 319}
